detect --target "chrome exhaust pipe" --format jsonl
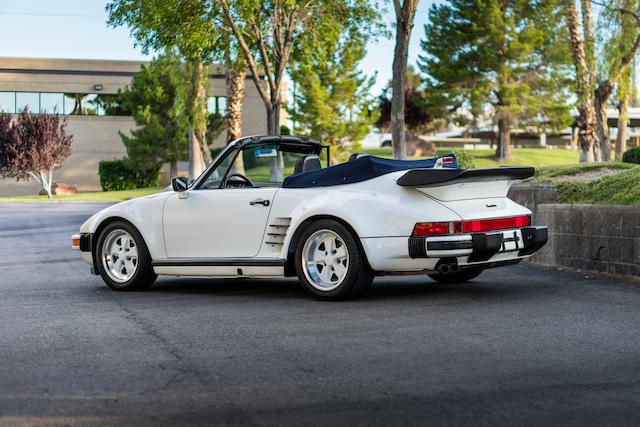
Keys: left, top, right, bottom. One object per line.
{"left": 436, "top": 260, "right": 459, "bottom": 275}
{"left": 438, "top": 263, "right": 452, "bottom": 274}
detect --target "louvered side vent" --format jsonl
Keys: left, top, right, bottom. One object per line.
{"left": 264, "top": 217, "right": 292, "bottom": 251}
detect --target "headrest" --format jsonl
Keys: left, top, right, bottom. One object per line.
{"left": 294, "top": 155, "right": 322, "bottom": 174}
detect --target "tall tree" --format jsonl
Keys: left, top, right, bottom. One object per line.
{"left": 107, "top": 0, "right": 218, "bottom": 178}
{"left": 562, "top": 0, "right": 599, "bottom": 162}
{"left": 593, "top": 0, "right": 640, "bottom": 161}
{"left": 218, "top": 0, "right": 380, "bottom": 136}
{"left": 420, "top": 0, "right": 573, "bottom": 160}
{"left": 391, "top": 0, "right": 420, "bottom": 160}
{"left": 615, "top": 66, "right": 633, "bottom": 160}
{"left": 0, "top": 111, "right": 72, "bottom": 198}
{"left": 118, "top": 52, "right": 189, "bottom": 179}
{"left": 289, "top": 29, "right": 378, "bottom": 157}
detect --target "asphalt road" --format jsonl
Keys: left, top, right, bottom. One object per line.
{"left": 0, "top": 202, "right": 639, "bottom": 427}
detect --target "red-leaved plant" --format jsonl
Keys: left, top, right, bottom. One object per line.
{"left": 0, "top": 109, "right": 72, "bottom": 198}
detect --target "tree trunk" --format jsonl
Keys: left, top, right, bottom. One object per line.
{"left": 266, "top": 99, "right": 283, "bottom": 181}
{"left": 170, "top": 160, "right": 178, "bottom": 179}
{"left": 496, "top": 117, "right": 512, "bottom": 161}
{"left": 226, "top": 71, "right": 245, "bottom": 143}
{"left": 226, "top": 71, "right": 246, "bottom": 174}
{"left": 562, "top": 0, "right": 598, "bottom": 162}
{"left": 391, "top": 1, "right": 418, "bottom": 160}
{"left": 187, "top": 59, "right": 212, "bottom": 179}
{"left": 616, "top": 98, "right": 629, "bottom": 160}
{"left": 594, "top": 83, "right": 612, "bottom": 161}
{"left": 188, "top": 128, "right": 206, "bottom": 179}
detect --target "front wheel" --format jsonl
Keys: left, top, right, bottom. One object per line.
{"left": 428, "top": 267, "right": 483, "bottom": 284}
{"left": 95, "top": 221, "right": 157, "bottom": 291}
{"left": 294, "top": 220, "right": 373, "bottom": 300}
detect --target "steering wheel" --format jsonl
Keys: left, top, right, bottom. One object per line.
{"left": 223, "top": 173, "right": 254, "bottom": 188}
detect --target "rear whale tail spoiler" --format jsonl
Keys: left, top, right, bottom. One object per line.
{"left": 396, "top": 166, "right": 535, "bottom": 187}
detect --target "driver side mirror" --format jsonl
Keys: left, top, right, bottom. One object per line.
{"left": 171, "top": 176, "right": 189, "bottom": 193}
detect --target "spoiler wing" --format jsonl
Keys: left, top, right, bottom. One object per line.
{"left": 396, "top": 166, "right": 535, "bottom": 187}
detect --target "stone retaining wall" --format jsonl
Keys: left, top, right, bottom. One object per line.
{"left": 508, "top": 184, "right": 640, "bottom": 277}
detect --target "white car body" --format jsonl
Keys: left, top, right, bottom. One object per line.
{"left": 73, "top": 136, "right": 547, "bottom": 292}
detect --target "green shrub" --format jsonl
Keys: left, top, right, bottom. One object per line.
{"left": 622, "top": 146, "right": 640, "bottom": 164}
{"left": 450, "top": 149, "right": 476, "bottom": 169}
{"left": 98, "top": 159, "right": 159, "bottom": 191}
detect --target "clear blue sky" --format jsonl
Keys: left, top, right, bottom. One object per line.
{"left": 0, "top": 0, "right": 433, "bottom": 96}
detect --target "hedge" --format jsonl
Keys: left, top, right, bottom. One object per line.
{"left": 98, "top": 159, "right": 160, "bottom": 191}
{"left": 622, "top": 146, "right": 640, "bottom": 164}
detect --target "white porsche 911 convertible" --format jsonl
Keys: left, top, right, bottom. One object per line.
{"left": 72, "top": 135, "right": 547, "bottom": 300}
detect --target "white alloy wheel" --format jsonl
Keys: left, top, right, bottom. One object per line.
{"left": 302, "top": 229, "right": 350, "bottom": 291}
{"left": 101, "top": 229, "right": 139, "bottom": 283}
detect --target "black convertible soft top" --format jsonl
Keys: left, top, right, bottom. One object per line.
{"left": 282, "top": 155, "right": 457, "bottom": 188}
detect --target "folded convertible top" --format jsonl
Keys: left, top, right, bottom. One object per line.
{"left": 282, "top": 155, "right": 459, "bottom": 188}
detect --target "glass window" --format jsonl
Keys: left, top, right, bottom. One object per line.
{"left": 64, "top": 93, "right": 86, "bottom": 115}
{"left": 198, "top": 144, "right": 322, "bottom": 190}
{"left": 83, "top": 94, "right": 100, "bottom": 115}
{"left": 0, "top": 92, "right": 15, "bottom": 113}
{"left": 242, "top": 145, "right": 309, "bottom": 186}
{"left": 199, "top": 148, "right": 240, "bottom": 189}
{"left": 206, "top": 96, "right": 227, "bottom": 115}
{"left": 217, "top": 97, "right": 227, "bottom": 115}
{"left": 206, "top": 96, "right": 216, "bottom": 114}
{"left": 16, "top": 92, "right": 39, "bottom": 113}
{"left": 40, "top": 93, "right": 64, "bottom": 114}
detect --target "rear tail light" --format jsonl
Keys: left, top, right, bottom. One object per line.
{"left": 412, "top": 222, "right": 454, "bottom": 236}
{"left": 412, "top": 215, "right": 530, "bottom": 237}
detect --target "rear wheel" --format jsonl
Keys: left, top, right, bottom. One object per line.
{"left": 295, "top": 220, "right": 373, "bottom": 300}
{"left": 428, "top": 268, "right": 483, "bottom": 284}
{"left": 95, "top": 221, "right": 157, "bottom": 291}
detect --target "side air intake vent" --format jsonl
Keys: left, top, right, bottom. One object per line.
{"left": 265, "top": 217, "right": 292, "bottom": 249}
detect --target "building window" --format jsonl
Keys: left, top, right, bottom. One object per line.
{"left": 16, "top": 92, "right": 40, "bottom": 114}
{"left": 64, "top": 93, "right": 88, "bottom": 115}
{"left": 207, "top": 96, "right": 227, "bottom": 115}
{"left": 0, "top": 92, "right": 15, "bottom": 113}
{"left": 40, "top": 93, "right": 64, "bottom": 114}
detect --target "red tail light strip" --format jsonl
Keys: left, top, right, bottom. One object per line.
{"left": 412, "top": 215, "right": 531, "bottom": 237}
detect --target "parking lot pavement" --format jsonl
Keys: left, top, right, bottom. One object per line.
{"left": 0, "top": 202, "right": 639, "bottom": 427}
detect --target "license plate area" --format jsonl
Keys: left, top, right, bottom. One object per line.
{"left": 497, "top": 229, "right": 523, "bottom": 252}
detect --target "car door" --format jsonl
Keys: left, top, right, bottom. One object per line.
{"left": 163, "top": 187, "right": 278, "bottom": 259}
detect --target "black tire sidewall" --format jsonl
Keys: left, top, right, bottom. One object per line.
{"left": 95, "top": 221, "right": 156, "bottom": 291}
{"left": 294, "top": 219, "right": 372, "bottom": 300}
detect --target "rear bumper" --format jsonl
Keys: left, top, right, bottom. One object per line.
{"left": 408, "top": 226, "right": 548, "bottom": 263}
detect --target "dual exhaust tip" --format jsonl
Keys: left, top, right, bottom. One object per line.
{"left": 436, "top": 261, "right": 459, "bottom": 275}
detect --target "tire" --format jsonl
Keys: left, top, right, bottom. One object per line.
{"left": 294, "top": 219, "right": 373, "bottom": 300}
{"left": 95, "top": 220, "right": 157, "bottom": 291}
{"left": 428, "top": 267, "right": 483, "bottom": 284}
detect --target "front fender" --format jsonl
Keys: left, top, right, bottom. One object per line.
{"left": 79, "top": 192, "right": 171, "bottom": 260}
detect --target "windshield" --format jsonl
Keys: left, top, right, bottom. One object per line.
{"left": 197, "top": 143, "right": 323, "bottom": 190}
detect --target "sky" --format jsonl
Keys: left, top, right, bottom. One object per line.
{"left": 0, "top": 0, "right": 433, "bottom": 96}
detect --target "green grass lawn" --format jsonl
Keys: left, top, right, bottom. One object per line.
{"left": 0, "top": 186, "right": 164, "bottom": 203}
{"left": 366, "top": 147, "right": 580, "bottom": 168}
{"left": 524, "top": 163, "right": 640, "bottom": 205}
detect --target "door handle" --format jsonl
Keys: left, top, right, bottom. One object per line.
{"left": 249, "top": 198, "right": 270, "bottom": 207}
